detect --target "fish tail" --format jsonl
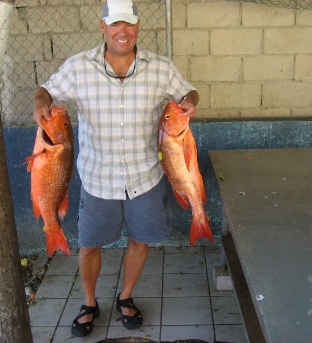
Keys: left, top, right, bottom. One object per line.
{"left": 189, "top": 213, "right": 214, "bottom": 245}
{"left": 45, "top": 224, "right": 70, "bottom": 257}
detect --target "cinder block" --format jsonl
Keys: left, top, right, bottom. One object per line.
{"left": 10, "top": 7, "right": 28, "bottom": 35}
{"left": 243, "top": 55, "right": 294, "bottom": 81}
{"left": 173, "top": 30, "right": 209, "bottom": 56}
{"left": 10, "top": 62, "right": 36, "bottom": 88}
{"left": 213, "top": 266, "right": 234, "bottom": 291}
{"left": 173, "top": 55, "right": 190, "bottom": 81}
{"left": 172, "top": 2, "right": 187, "bottom": 29}
{"left": 80, "top": 5, "right": 102, "bottom": 31}
{"left": 242, "top": 3, "right": 294, "bottom": 27}
{"left": 193, "top": 83, "right": 210, "bottom": 109}
{"left": 196, "top": 108, "right": 240, "bottom": 119}
{"left": 296, "top": 9, "right": 312, "bottom": 26}
{"left": 28, "top": 6, "right": 80, "bottom": 34}
{"left": 241, "top": 107, "right": 291, "bottom": 118}
{"left": 292, "top": 107, "right": 312, "bottom": 117}
{"left": 211, "top": 29, "right": 262, "bottom": 55}
{"left": 15, "top": 0, "right": 38, "bottom": 5}
{"left": 264, "top": 27, "right": 312, "bottom": 53}
{"left": 211, "top": 83, "right": 261, "bottom": 108}
{"left": 1, "top": 86, "right": 35, "bottom": 126}
{"left": 155, "top": 29, "right": 166, "bottom": 56}
{"left": 137, "top": 2, "right": 166, "bottom": 30}
{"left": 263, "top": 81, "right": 312, "bottom": 107}
{"left": 295, "top": 55, "right": 312, "bottom": 80}
{"left": 52, "top": 32, "right": 103, "bottom": 60}
{"left": 36, "top": 60, "right": 64, "bottom": 85}
{"left": 188, "top": 2, "right": 240, "bottom": 28}
{"left": 191, "top": 56, "right": 241, "bottom": 82}
{"left": 6, "top": 34, "right": 44, "bottom": 62}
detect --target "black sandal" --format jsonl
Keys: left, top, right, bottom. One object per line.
{"left": 71, "top": 300, "right": 100, "bottom": 337}
{"left": 116, "top": 293, "right": 143, "bottom": 330}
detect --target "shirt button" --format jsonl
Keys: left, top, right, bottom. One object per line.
{"left": 121, "top": 122, "right": 124, "bottom": 126}
{"left": 121, "top": 139, "right": 124, "bottom": 142}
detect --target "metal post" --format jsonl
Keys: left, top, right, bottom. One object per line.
{"left": 164, "top": 0, "right": 173, "bottom": 60}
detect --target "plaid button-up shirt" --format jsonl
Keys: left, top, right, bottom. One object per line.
{"left": 43, "top": 44, "right": 196, "bottom": 200}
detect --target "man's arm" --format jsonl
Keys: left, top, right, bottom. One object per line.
{"left": 33, "top": 87, "right": 53, "bottom": 125}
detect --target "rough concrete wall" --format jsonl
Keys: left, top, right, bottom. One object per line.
{"left": 4, "top": 0, "right": 312, "bottom": 123}
{"left": 172, "top": 2, "right": 312, "bottom": 119}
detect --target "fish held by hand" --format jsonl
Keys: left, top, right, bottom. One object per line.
{"left": 158, "top": 100, "right": 213, "bottom": 245}
{"left": 26, "top": 105, "right": 74, "bottom": 257}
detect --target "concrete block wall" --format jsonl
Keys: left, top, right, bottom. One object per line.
{"left": 3, "top": 0, "right": 312, "bottom": 125}
{"left": 171, "top": 1, "right": 312, "bottom": 119}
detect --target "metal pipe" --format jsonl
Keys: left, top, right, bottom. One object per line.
{"left": 164, "top": 0, "right": 173, "bottom": 60}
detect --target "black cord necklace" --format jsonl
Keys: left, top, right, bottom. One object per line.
{"left": 104, "top": 58, "right": 136, "bottom": 79}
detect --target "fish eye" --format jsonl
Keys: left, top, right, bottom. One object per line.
{"left": 64, "top": 122, "right": 69, "bottom": 128}
{"left": 165, "top": 114, "right": 170, "bottom": 120}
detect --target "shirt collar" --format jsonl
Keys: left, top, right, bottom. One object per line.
{"left": 87, "top": 44, "right": 151, "bottom": 65}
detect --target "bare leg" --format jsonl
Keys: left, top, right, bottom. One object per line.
{"left": 119, "top": 238, "right": 148, "bottom": 316}
{"left": 75, "top": 247, "right": 101, "bottom": 325}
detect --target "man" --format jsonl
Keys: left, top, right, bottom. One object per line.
{"left": 33, "top": 0, "right": 199, "bottom": 337}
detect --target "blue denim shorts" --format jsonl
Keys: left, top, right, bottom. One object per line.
{"left": 77, "top": 176, "right": 172, "bottom": 247}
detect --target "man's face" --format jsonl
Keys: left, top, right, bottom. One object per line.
{"left": 100, "top": 20, "right": 140, "bottom": 56}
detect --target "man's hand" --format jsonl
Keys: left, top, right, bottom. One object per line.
{"left": 178, "top": 97, "right": 197, "bottom": 118}
{"left": 33, "top": 87, "right": 53, "bottom": 126}
{"left": 33, "top": 101, "right": 51, "bottom": 126}
{"left": 178, "top": 90, "right": 199, "bottom": 119}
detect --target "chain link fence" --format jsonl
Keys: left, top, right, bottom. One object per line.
{"left": 1, "top": 0, "right": 170, "bottom": 128}
{"left": 229, "top": 0, "right": 312, "bottom": 9}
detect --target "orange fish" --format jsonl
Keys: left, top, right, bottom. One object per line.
{"left": 26, "top": 105, "right": 74, "bottom": 256}
{"left": 158, "top": 101, "right": 213, "bottom": 244}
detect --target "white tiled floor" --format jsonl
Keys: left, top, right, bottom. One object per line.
{"left": 28, "top": 246, "right": 248, "bottom": 343}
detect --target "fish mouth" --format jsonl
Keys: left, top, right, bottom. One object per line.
{"left": 39, "top": 121, "right": 65, "bottom": 145}
{"left": 42, "top": 129, "right": 55, "bottom": 146}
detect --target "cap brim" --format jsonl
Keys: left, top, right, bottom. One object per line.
{"left": 104, "top": 13, "right": 138, "bottom": 25}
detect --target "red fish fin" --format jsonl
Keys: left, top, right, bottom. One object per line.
{"left": 25, "top": 149, "right": 46, "bottom": 171}
{"left": 45, "top": 224, "right": 70, "bottom": 257}
{"left": 189, "top": 213, "right": 214, "bottom": 245}
{"left": 33, "top": 202, "right": 41, "bottom": 219}
{"left": 58, "top": 192, "right": 69, "bottom": 220}
{"left": 183, "top": 128, "right": 196, "bottom": 171}
{"left": 173, "top": 189, "right": 189, "bottom": 210}
{"left": 158, "top": 127, "right": 164, "bottom": 147}
{"left": 200, "top": 179, "right": 207, "bottom": 203}
{"left": 183, "top": 140, "right": 192, "bottom": 171}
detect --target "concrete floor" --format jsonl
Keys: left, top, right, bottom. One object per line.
{"left": 28, "top": 246, "right": 247, "bottom": 343}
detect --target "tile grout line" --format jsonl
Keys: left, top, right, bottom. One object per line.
{"left": 50, "top": 253, "right": 80, "bottom": 342}
{"left": 159, "top": 247, "right": 165, "bottom": 341}
{"left": 105, "top": 248, "right": 126, "bottom": 339}
{"left": 204, "top": 247, "right": 217, "bottom": 342}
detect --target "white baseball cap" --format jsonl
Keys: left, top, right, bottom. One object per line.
{"left": 102, "top": 0, "right": 139, "bottom": 25}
